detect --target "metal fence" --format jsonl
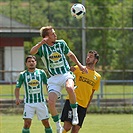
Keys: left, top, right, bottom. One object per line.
{"left": 0, "top": 71, "right": 132, "bottom": 113}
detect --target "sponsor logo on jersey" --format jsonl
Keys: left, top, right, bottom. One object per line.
{"left": 28, "top": 79, "right": 39, "bottom": 87}
{"left": 79, "top": 76, "right": 95, "bottom": 86}
{"left": 94, "top": 75, "right": 97, "bottom": 80}
{"left": 49, "top": 52, "right": 61, "bottom": 62}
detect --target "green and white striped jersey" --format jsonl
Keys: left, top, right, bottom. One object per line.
{"left": 37, "top": 40, "right": 70, "bottom": 76}
{"left": 16, "top": 68, "right": 47, "bottom": 103}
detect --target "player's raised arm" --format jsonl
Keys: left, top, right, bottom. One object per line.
{"left": 30, "top": 37, "right": 48, "bottom": 55}
{"left": 30, "top": 42, "right": 42, "bottom": 55}
{"left": 67, "top": 51, "right": 88, "bottom": 73}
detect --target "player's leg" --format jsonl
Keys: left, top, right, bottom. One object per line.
{"left": 71, "top": 105, "right": 87, "bottom": 133}
{"left": 61, "top": 100, "right": 73, "bottom": 132}
{"left": 65, "top": 79, "right": 79, "bottom": 125}
{"left": 48, "top": 92, "right": 62, "bottom": 133}
{"left": 36, "top": 102, "right": 53, "bottom": 133}
{"left": 22, "top": 103, "right": 35, "bottom": 133}
{"left": 22, "top": 119, "right": 32, "bottom": 133}
{"left": 71, "top": 125, "right": 80, "bottom": 133}
{"left": 65, "top": 78, "right": 75, "bottom": 103}
{"left": 41, "top": 119, "right": 53, "bottom": 133}
{"left": 48, "top": 92, "right": 58, "bottom": 116}
{"left": 63, "top": 121, "right": 72, "bottom": 132}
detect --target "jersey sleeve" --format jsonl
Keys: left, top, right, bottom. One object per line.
{"left": 61, "top": 40, "right": 70, "bottom": 55}
{"left": 93, "top": 75, "right": 101, "bottom": 91}
{"left": 15, "top": 73, "right": 24, "bottom": 88}
{"left": 73, "top": 65, "right": 79, "bottom": 75}
{"left": 37, "top": 46, "right": 43, "bottom": 57}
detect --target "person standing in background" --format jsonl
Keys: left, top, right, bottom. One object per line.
{"left": 15, "top": 55, "right": 53, "bottom": 133}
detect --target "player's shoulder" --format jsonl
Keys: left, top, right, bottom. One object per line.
{"left": 94, "top": 71, "right": 101, "bottom": 78}
{"left": 36, "top": 68, "right": 46, "bottom": 75}
{"left": 18, "top": 70, "right": 26, "bottom": 79}
{"left": 74, "top": 65, "right": 79, "bottom": 69}
{"left": 36, "top": 68, "right": 44, "bottom": 72}
{"left": 55, "top": 39, "right": 67, "bottom": 44}
{"left": 73, "top": 65, "right": 80, "bottom": 73}
{"left": 20, "top": 70, "right": 26, "bottom": 75}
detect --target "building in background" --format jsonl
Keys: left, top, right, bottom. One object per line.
{"left": 0, "top": 15, "right": 39, "bottom": 83}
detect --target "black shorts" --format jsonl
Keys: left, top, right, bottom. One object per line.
{"left": 61, "top": 100, "right": 87, "bottom": 127}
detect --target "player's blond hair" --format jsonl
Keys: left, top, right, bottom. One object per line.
{"left": 40, "top": 26, "right": 53, "bottom": 38}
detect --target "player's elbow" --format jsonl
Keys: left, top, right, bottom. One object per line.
{"left": 30, "top": 48, "right": 36, "bottom": 55}
{"left": 30, "top": 51, "right": 34, "bottom": 55}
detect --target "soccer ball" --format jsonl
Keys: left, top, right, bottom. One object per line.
{"left": 71, "top": 3, "right": 86, "bottom": 19}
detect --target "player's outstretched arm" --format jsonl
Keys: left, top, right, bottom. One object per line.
{"left": 14, "top": 88, "right": 21, "bottom": 105}
{"left": 67, "top": 51, "right": 88, "bottom": 73}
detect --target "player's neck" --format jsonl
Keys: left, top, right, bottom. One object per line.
{"left": 47, "top": 40, "right": 55, "bottom": 46}
{"left": 86, "top": 65, "right": 95, "bottom": 71}
{"left": 28, "top": 68, "right": 35, "bottom": 73}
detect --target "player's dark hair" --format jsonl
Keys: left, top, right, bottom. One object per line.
{"left": 88, "top": 50, "right": 99, "bottom": 63}
{"left": 25, "top": 55, "right": 36, "bottom": 63}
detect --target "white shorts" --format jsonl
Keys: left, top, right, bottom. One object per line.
{"left": 47, "top": 72, "right": 74, "bottom": 98}
{"left": 23, "top": 102, "right": 49, "bottom": 120}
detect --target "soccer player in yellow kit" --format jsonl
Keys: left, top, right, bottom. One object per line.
{"left": 61, "top": 50, "right": 101, "bottom": 133}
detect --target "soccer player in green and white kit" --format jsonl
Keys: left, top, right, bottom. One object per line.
{"left": 15, "top": 55, "right": 53, "bottom": 133}
{"left": 30, "top": 26, "right": 88, "bottom": 133}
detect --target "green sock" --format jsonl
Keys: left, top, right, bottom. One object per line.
{"left": 45, "top": 127, "right": 53, "bottom": 133}
{"left": 52, "top": 115, "right": 62, "bottom": 129}
{"left": 70, "top": 103, "right": 78, "bottom": 117}
{"left": 70, "top": 103, "right": 78, "bottom": 108}
{"left": 22, "top": 128, "right": 30, "bottom": 133}
{"left": 52, "top": 115, "right": 59, "bottom": 122}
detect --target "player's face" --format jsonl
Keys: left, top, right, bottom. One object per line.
{"left": 86, "top": 53, "right": 96, "bottom": 66}
{"left": 26, "top": 58, "right": 36, "bottom": 70}
{"left": 48, "top": 29, "right": 57, "bottom": 43}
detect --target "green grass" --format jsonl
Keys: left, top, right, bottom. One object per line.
{"left": 0, "top": 113, "right": 132, "bottom": 133}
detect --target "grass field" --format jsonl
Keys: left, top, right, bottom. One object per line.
{"left": 0, "top": 113, "right": 132, "bottom": 133}
{"left": 0, "top": 85, "right": 133, "bottom": 133}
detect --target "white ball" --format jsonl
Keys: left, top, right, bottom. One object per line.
{"left": 71, "top": 3, "right": 86, "bottom": 19}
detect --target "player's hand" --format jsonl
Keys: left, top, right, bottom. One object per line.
{"left": 79, "top": 65, "right": 88, "bottom": 73}
{"left": 15, "top": 98, "right": 21, "bottom": 105}
{"left": 41, "top": 37, "right": 49, "bottom": 44}
{"left": 70, "top": 66, "right": 76, "bottom": 72}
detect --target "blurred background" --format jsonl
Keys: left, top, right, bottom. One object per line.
{"left": 0, "top": 0, "right": 133, "bottom": 113}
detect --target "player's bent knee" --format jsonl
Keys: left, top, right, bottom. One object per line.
{"left": 48, "top": 99, "right": 56, "bottom": 107}
{"left": 66, "top": 86, "right": 74, "bottom": 94}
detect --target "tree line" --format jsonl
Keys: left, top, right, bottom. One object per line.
{"left": 1, "top": 0, "right": 133, "bottom": 80}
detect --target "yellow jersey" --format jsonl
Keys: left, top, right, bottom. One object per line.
{"left": 67, "top": 65, "right": 101, "bottom": 108}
